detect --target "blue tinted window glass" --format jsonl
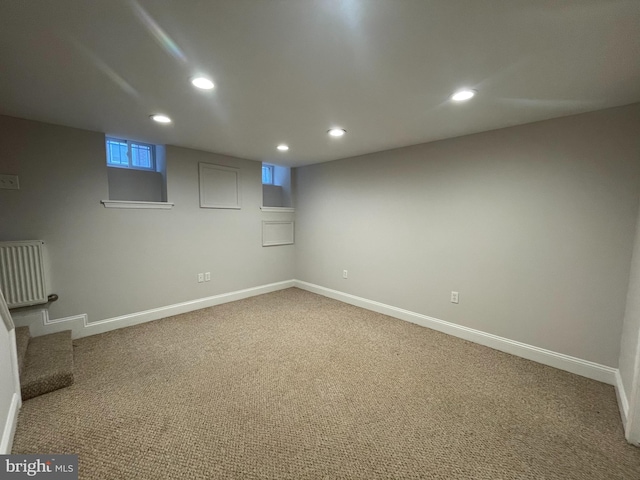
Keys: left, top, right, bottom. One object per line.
{"left": 106, "top": 138, "right": 155, "bottom": 170}
{"left": 106, "top": 139, "right": 128, "bottom": 166}
{"left": 131, "top": 143, "right": 152, "bottom": 169}
{"left": 262, "top": 165, "right": 273, "bottom": 184}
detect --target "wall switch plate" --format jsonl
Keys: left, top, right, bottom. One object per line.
{"left": 343, "top": 270, "right": 348, "bottom": 279}
{"left": 451, "top": 291, "right": 459, "bottom": 304}
{"left": 0, "top": 174, "right": 19, "bottom": 190}
{"left": 198, "top": 273, "right": 204, "bottom": 283}
{"left": 205, "top": 272, "right": 211, "bottom": 281}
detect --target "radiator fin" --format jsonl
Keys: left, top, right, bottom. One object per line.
{"left": 0, "top": 241, "right": 47, "bottom": 308}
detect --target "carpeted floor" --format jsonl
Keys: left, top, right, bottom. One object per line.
{"left": 12, "top": 288, "right": 640, "bottom": 479}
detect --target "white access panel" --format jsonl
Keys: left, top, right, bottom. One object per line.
{"left": 262, "top": 221, "right": 294, "bottom": 246}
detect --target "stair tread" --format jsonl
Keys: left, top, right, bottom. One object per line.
{"left": 15, "top": 326, "right": 30, "bottom": 377}
{"left": 21, "top": 330, "right": 74, "bottom": 401}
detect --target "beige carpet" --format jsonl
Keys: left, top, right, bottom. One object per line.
{"left": 20, "top": 329, "right": 74, "bottom": 400}
{"left": 12, "top": 288, "right": 640, "bottom": 479}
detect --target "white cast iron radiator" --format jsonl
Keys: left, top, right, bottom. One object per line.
{"left": 0, "top": 240, "right": 47, "bottom": 308}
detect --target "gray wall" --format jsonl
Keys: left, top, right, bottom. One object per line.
{"left": 274, "top": 165, "right": 293, "bottom": 207}
{"left": 294, "top": 104, "right": 640, "bottom": 367}
{"left": 2, "top": 105, "right": 640, "bottom": 369}
{"left": 0, "top": 115, "right": 295, "bottom": 323}
{"left": 107, "top": 167, "right": 165, "bottom": 202}
{"left": 619, "top": 199, "right": 640, "bottom": 407}
{"left": 263, "top": 184, "right": 284, "bottom": 207}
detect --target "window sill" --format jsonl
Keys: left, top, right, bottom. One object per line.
{"left": 101, "top": 200, "right": 174, "bottom": 210}
{"left": 260, "top": 207, "right": 295, "bottom": 213}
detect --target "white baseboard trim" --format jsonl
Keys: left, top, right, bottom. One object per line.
{"left": 21, "top": 278, "right": 626, "bottom": 428}
{"left": 44, "top": 312, "right": 82, "bottom": 325}
{"left": 615, "top": 370, "right": 629, "bottom": 427}
{"left": 31, "top": 278, "right": 619, "bottom": 386}
{"left": 41, "top": 280, "right": 295, "bottom": 339}
{"left": 293, "top": 280, "right": 618, "bottom": 385}
{"left": 0, "top": 393, "right": 20, "bottom": 454}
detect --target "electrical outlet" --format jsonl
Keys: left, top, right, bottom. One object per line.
{"left": 205, "top": 272, "right": 211, "bottom": 281}
{"left": 451, "top": 291, "right": 459, "bottom": 304}
{"left": 197, "top": 273, "right": 204, "bottom": 283}
{"left": 343, "top": 270, "right": 348, "bottom": 279}
{"left": 0, "top": 174, "right": 19, "bottom": 190}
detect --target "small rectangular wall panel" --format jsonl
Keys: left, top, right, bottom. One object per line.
{"left": 0, "top": 240, "right": 47, "bottom": 308}
{"left": 199, "top": 163, "right": 241, "bottom": 209}
{"left": 262, "top": 221, "right": 294, "bottom": 246}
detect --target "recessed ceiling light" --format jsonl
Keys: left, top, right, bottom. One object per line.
{"left": 450, "top": 89, "right": 476, "bottom": 102}
{"left": 328, "top": 128, "right": 346, "bottom": 137}
{"left": 150, "top": 114, "right": 172, "bottom": 124}
{"left": 277, "top": 144, "right": 289, "bottom": 151}
{"left": 191, "top": 77, "right": 215, "bottom": 90}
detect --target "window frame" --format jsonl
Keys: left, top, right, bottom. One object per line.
{"left": 262, "top": 164, "right": 275, "bottom": 185}
{"left": 106, "top": 137, "right": 156, "bottom": 172}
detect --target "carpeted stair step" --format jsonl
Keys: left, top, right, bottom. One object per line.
{"left": 15, "top": 326, "right": 30, "bottom": 377}
{"left": 21, "top": 330, "right": 74, "bottom": 401}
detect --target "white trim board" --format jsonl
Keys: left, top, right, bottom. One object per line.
{"left": 37, "top": 279, "right": 618, "bottom": 385}
{"left": 293, "top": 280, "right": 618, "bottom": 386}
{"left": 101, "top": 200, "right": 174, "bottom": 209}
{"left": 33, "top": 280, "right": 295, "bottom": 339}
{"left": 1, "top": 292, "right": 21, "bottom": 455}
{"left": 8, "top": 328, "right": 21, "bottom": 414}
{"left": 626, "top": 332, "right": 640, "bottom": 445}
{"left": 0, "top": 393, "right": 20, "bottom": 454}
{"left": 260, "top": 207, "right": 295, "bottom": 213}
{"left": 616, "top": 370, "right": 629, "bottom": 427}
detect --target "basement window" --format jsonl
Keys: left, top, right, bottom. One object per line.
{"left": 262, "top": 164, "right": 293, "bottom": 208}
{"left": 106, "top": 137, "right": 155, "bottom": 171}
{"left": 105, "top": 136, "right": 168, "bottom": 204}
{"left": 262, "top": 164, "right": 274, "bottom": 185}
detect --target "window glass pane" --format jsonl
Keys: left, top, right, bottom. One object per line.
{"left": 106, "top": 139, "right": 128, "bottom": 166}
{"left": 262, "top": 165, "right": 273, "bottom": 184}
{"left": 131, "top": 143, "right": 152, "bottom": 169}
{"left": 106, "top": 138, "right": 155, "bottom": 170}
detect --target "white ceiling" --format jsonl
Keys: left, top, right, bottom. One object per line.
{"left": 0, "top": 0, "right": 639, "bottom": 167}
